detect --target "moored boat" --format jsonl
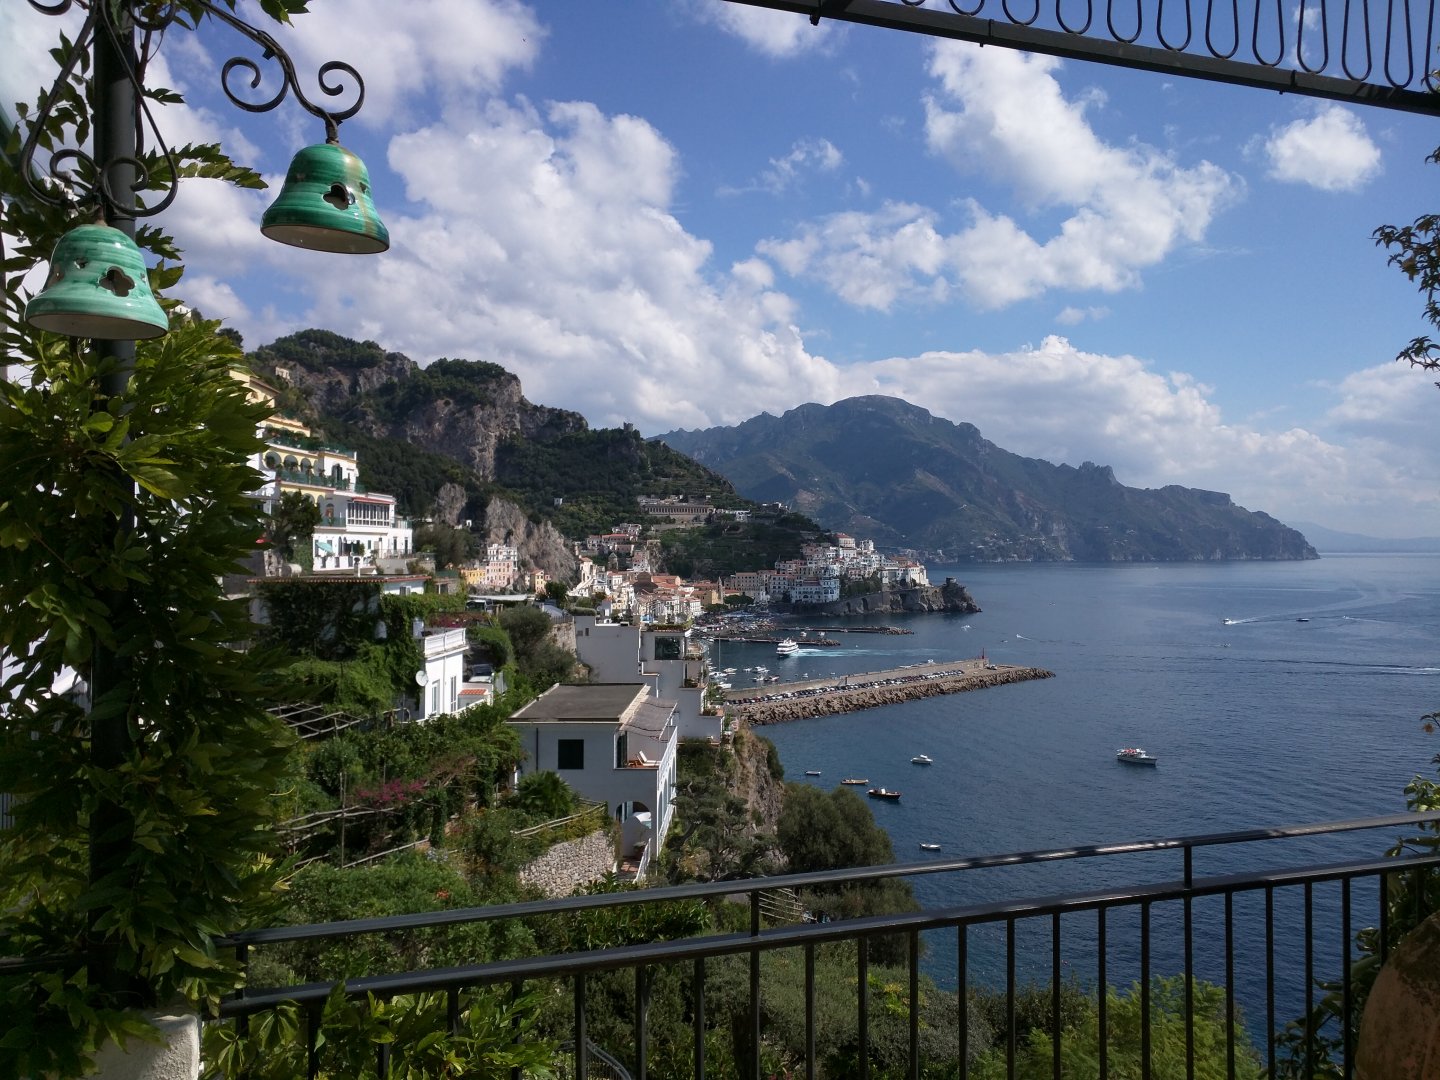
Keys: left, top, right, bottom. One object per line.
{"left": 841, "top": 777, "right": 868, "bottom": 785}
{"left": 911, "top": 754, "right": 933, "bottom": 765}
{"left": 804, "top": 769, "right": 821, "bottom": 776}
{"left": 919, "top": 842, "right": 941, "bottom": 851}
{"left": 867, "top": 788, "right": 902, "bottom": 800}
{"left": 1116, "top": 747, "right": 1158, "bottom": 766}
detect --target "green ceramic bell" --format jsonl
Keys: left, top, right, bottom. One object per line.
{"left": 261, "top": 141, "right": 389, "bottom": 254}
{"left": 24, "top": 223, "right": 169, "bottom": 340}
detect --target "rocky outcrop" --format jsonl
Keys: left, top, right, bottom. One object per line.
{"left": 791, "top": 578, "right": 981, "bottom": 617}
{"left": 483, "top": 497, "right": 578, "bottom": 582}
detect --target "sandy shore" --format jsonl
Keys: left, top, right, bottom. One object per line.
{"left": 724, "top": 659, "right": 1055, "bottom": 725}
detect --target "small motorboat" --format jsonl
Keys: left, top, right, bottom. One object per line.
{"left": 1116, "top": 747, "right": 1159, "bottom": 767}
{"left": 911, "top": 754, "right": 933, "bottom": 765}
{"left": 1296, "top": 618, "right": 1310, "bottom": 623}
{"left": 867, "top": 788, "right": 902, "bottom": 800}
{"left": 804, "top": 769, "right": 821, "bottom": 776}
{"left": 841, "top": 778, "right": 869, "bottom": 785}
{"left": 919, "top": 842, "right": 941, "bottom": 852}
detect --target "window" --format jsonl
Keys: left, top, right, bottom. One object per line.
{"left": 557, "top": 739, "right": 584, "bottom": 770}
{"left": 654, "top": 636, "right": 682, "bottom": 660}
{"left": 615, "top": 732, "right": 628, "bottom": 768}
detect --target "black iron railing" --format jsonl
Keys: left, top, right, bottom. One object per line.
{"left": 213, "top": 811, "right": 1440, "bottom": 1079}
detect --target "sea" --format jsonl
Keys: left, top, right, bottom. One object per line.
{"left": 708, "top": 553, "right": 1440, "bottom": 1029}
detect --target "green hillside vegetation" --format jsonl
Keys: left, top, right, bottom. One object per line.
{"left": 245, "top": 330, "right": 825, "bottom": 573}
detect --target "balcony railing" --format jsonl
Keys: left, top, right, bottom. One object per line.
{"left": 212, "top": 811, "right": 1440, "bottom": 1079}
{"left": 272, "top": 468, "right": 363, "bottom": 493}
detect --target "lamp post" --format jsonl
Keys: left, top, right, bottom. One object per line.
{"left": 13, "top": 0, "right": 388, "bottom": 1003}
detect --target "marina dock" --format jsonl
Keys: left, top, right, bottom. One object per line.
{"left": 723, "top": 658, "right": 1054, "bottom": 724}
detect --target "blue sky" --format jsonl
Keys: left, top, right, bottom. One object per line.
{"left": 6, "top": 0, "right": 1440, "bottom": 538}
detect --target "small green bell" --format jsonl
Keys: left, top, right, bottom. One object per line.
{"left": 261, "top": 141, "right": 389, "bottom": 254}
{"left": 24, "top": 223, "right": 169, "bottom": 340}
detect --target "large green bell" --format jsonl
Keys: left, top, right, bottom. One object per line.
{"left": 24, "top": 223, "right": 169, "bottom": 340}
{"left": 261, "top": 141, "right": 389, "bottom": 254}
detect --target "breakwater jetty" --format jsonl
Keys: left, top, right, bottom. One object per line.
{"left": 724, "top": 659, "right": 1054, "bottom": 725}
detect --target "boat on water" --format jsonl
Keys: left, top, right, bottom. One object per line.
{"left": 911, "top": 754, "right": 933, "bottom": 765}
{"left": 867, "top": 788, "right": 902, "bottom": 800}
{"left": 841, "top": 777, "right": 869, "bottom": 785}
{"left": 775, "top": 638, "right": 799, "bottom": 657}
{"left": 919, "top": 842, "right": 941, "bottom": 852}
{"left": 1296, "top": 618, "right": 1310, "bottom": 623}
{"left": 804, "top": 769, "right": 821, "bottom": 776}
{"left": 1116, "top": 747, "right": 1159, "bottom": 766}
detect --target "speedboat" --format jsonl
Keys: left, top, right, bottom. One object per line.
{"left": 911, "top": 754, "right": 933, "bottom": 765}
{"left": 867, "top": 788, "right": 902, "bottom": 800}
{"left": 841, "top": 777, "right": 869, "bottom": 785}
{"left": 1116, "top": 747, "right": 1158, "bottom": 766}
{"left": 919, "top": 842, "right": 941, "bottom": 851}
{"left": 804, "top": 769, "right": 821, "bottom": 776}
{"left": 776, "top": 638, "right": 799, "bottom": 657}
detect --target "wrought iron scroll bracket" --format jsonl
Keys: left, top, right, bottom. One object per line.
{"left": 17, "top": 0, "right": 367, "bottom": 220}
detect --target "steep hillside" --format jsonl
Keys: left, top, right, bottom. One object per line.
{"left": 246, "top": 331, "right": 820, "bottom": 576}
{"left": 657, "top": 396, "right": 1317, "bottom": 563}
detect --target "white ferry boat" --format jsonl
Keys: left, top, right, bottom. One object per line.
{"left": 775, "top": 638, "right": 799, "bottom": 657}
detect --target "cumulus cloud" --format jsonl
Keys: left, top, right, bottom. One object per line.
{"left": 1259, "top": 105, "right": 1382, "bottom": 192}
{"left": 754, "top": 43, "right": 1238, "bottom": 311}
{"left": 694, "top": 4, "right": 834, "bottom": 57}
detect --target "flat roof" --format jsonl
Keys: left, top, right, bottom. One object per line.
{"left": 510, "top": 683, "right": 647, "bottom": 723}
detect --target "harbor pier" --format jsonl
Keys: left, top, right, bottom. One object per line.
{"left": 724, "top": 658, "right": 1054, "bottom": 724}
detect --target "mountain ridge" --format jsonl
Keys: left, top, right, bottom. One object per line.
{"left": 657, "top": 395, "right": 1317, "bottom": 563}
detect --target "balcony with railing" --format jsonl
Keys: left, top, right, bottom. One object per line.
{"left": 206, "top": 810, "right": 1440, "bottom": 1079}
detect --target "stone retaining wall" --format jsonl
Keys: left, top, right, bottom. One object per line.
{"left": 735, "top": 667, "right": 1054, "bottom": 725}
{"left": 518, "top": 829, "right": 616, "bottom": 898}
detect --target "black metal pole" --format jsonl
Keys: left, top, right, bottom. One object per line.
{"left": 88, "top": 4, "right": 141, "bottom": 1005}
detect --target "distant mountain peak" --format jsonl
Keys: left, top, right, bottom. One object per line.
{"left": 656, "top": 398, "right": 1315, "bottom": 563}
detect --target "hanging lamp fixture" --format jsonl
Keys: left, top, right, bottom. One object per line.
{"left": 16, "top": 0, "right": 389, "bottom": 343}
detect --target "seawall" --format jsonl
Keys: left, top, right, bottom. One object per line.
{"left": 726, "top": 660, "right": 1054, "bottom": 725}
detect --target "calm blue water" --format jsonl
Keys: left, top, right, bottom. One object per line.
{"left": 717, "top": 554, "right": 1440, "bottom": 1023}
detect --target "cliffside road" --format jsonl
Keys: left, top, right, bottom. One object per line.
{"left": 725, "top": 659, "right": 1055, "bottom": 725}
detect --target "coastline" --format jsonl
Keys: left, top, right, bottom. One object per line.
{"left": 724, "top": 659, "right": 1055, "bottom": 725}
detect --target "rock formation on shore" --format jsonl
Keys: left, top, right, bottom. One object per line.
{"left": 784, "top": 578, "right": 981, "bottom": 617}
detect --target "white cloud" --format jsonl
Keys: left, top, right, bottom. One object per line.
{"left": 753, "top": 43, "right": 1238, "bottom": 311}
{"left": 723, "top": 137, "right": 844, "bottom": 195}
{"left": 694, "top": 5, "right": 834, "bottom": 57}
{"left": 1260, "top": 105, "right": 1382, "bottom": 192}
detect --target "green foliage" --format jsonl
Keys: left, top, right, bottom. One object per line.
{"left": 0, "top": 317, "right": 296, "bottom": 1076}
{"left": 256, "top": 578, "right": 387, "bottom": 661}
{"left": 250, "top": 854, "right": 533, "bottom": 986}
{"left": 969, "top": 976, "right": 1261, "bottom": 1080}
{"left": 268, "top": 489, "right": 321, "bottom": 563}
{"left": 363, "top": 357, "right": 516, "bottom": 422}
{"left": 203, "top": 984, "right": 559, "bottom": 1080}
{"left": 660, "top": 740, "right": 776, "bottom": 882}
{"left": 498, "top": 605, "right": 576, "bottom": 691}
{"left": 1374, "top": 178, "right": 1440, "bottom": 381}
{"left": 1273, "top": 737, "right": 1440, "bottom": 1076}
{"left": 414, "top": 521, "right": 478, "bottom": 570}
{"left": 508, "top": 770, "right": 578, "bottom": 820}
{"left": 777, "top": 785, "right": 897, "bottom": 874}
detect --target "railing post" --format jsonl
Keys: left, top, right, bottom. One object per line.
{"left": 858, "top": 935, "right": 870, "bottom": 1080}
{"left": 1051, "top": 912, "right": 1061, "bottom": 1080}
{"left": 958, "top": 925, "right": 969, "bottom": 1080}
{"left": 1006, "top": 918, "right": 1016, "bottom": 1080}
{"left": 636, "top": 964, "right": 650, "bottom": 1080}
{"left": 575, "top": 973, "right": 589, "bottom": 1078}
{"left": 693, "top": 957, "right": 707, "bottom": 1080}
{"left": 1097, "top": 907, "right": 1108, "bottom": 1080}
{"left": 909, "top": 929, "right": 920, "bottom": 1080}
{"left": 805, "top": 942, "right": 816, "bottom": 1080}
{"left": 750, "top": 890, "right": 761, "bottom": 1080}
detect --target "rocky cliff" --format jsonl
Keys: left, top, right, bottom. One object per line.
{"left": 781, "top": 578, "right": 980, "bottom": 617}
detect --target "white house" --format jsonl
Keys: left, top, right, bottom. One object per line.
{"left": 414, "top": 625, "right": 467, "bottom": 722}
{"left": 572, "top": 616, "right": 723, "bottom": 742}
{"left": 508, "top": 683, "right": 678, "bottom": 878}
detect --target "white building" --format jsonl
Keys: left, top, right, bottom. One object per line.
{"left": 509, "top": 683, "right": 678, "bottom": 878}
{"left": 235, "top": 370, "right": 413, "bottom": 571}
{"left": 572, "top": 616, "right": 723, "bottom": 742}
